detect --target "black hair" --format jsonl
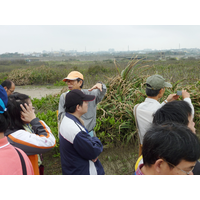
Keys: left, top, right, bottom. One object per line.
{"left": 145, "top": 84, "right": 161, "bottom": 97}
{"left": 153, "top": 101, "right": 192, "bottom": 126}
{"left": 7, "top": 92, "right": 30, "bottom": 130}
{"left": 142, "top": 122, "right": 200, "bottom": 168}
{"left": 0, "top": 111, "right": 10, "bottom": 132}
{"left": 1, "top": 80, "right": 13, "bottom": 89}
{"left": 77, "top": 78, "right": 84, "bottom": 89}
{"left": 64, "top": 100, "right": 83, "bottom": 113}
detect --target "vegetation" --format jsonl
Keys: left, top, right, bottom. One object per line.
{"left": 28, "top": 58, "right": 200, "bottom": 152}
{"left": 3, "top": 59, "right": 123, "bottom": 86}
{"left": 1, "top": 57, "right": 200, "bottom": 174}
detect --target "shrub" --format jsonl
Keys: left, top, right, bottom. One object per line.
{"left": 36, "top": 110, "right": 60, "bottom": 156}
{"left": 54, "top": 80, "right": 66, "bottom": 86}
{"left": 95, "top": 59, "right": 150, "bottom": 147}
{"left": 87, "top": 65, "right": 108, "bottom": 75}
{"left": 28, "top": 58, "right": 200, "bottom": 151}
{"left": 32, "top": 94, "right": 61, "bottom": 155}
{"left": 8, "top": 65, "right": 68, "bottom": 85}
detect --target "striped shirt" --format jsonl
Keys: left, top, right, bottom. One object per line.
{"left": 135, "top": 164, "right": 144, "bottom": 175}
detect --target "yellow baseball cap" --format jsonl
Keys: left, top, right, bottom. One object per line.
{"left": 63, "top": 71, "right": 84, "bottom": 82}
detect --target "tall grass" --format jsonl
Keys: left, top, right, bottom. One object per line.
{"left": 5, "top": 60, "right": 122, "bottom": 86}
{"left": 3, "top": 57, "right": 200, "bottom": 151}
{"left": 1, "top": 58, "right": 199, "bottom": 86}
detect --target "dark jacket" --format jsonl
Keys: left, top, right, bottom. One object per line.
{"left": 59, "top": 112, "right": 105, "bottom": 175}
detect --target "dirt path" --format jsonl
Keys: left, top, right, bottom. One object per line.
{"left": 14, "top": 86, "right": 64, "bottom": 99}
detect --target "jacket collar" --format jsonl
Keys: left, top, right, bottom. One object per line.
{"left": 0, "top": 137, "right": 9, "bottom": 148}
{"left": 65, "top": 112, "right": 84, "bottom": 126}
{"left": 145, "top": 97, "right": 160, "bottom": 104}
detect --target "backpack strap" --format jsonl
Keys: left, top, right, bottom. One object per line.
{"left": 15, "top": 148, "right": 27, "bottom": 175}
{"left": 133, "top": 104, "right": 140, "bottom": 133}
{"left": 133, "top": 104, "right": 143, "bottom": 157}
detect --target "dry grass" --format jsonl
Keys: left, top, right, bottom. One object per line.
{"left": 95, "top": 58, "right": 152, "bottom": 146}
{"left": 42, "top": 142, "right": 139, "bottom": 175}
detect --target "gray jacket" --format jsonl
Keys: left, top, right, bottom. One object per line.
{"left": 58, "top": 83, "right": 107, "bottom": 132}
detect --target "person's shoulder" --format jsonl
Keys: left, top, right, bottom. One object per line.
{"left": 60, "top": 116, "right": 86, "bottom": 143}
{"left": 14, "top": 147, "right": 27, "bottom": 157}
{"left": 7, "top": 128, "right": 26, "bottom": 136}
{"left": 7, "top": 129, "right": 32, "bottom": 142}
{"left": 61, "top": 91, "right": 69, "bottom": 96}
{"left": 134, "top": 103, "right": 141, "bottom": 108}
{"left": 135, "top": 100, "right": 146, "bottom": 108}
{"left": 61, "top": 116, "right": 85, "bottom": 134}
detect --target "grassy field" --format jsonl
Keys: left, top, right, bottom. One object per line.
{"left": 1, "top": 58, "right": 200, "bottom": 86}
{"left": 1, "top": 57, "right": 200, "bottom": 175}
{"left": 42, "top": 143, "right": 139, "bottom": 175}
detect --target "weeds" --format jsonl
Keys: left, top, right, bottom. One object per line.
{"left": 95, "top": 58, "right": 151, "bottom": 147}
{"left": 36, "top": 110, "right": 60, "bottom": 156}
{"left": 53, "top": 80, "right": 66, "bottom": 86}
{"left": 21, "top": 58, "right": 200, "bottom": 152}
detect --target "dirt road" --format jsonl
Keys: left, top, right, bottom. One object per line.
{"left": 15, "top": 86, "right": 64, "bottom": 99}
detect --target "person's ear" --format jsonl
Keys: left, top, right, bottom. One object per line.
{"left": 159, "top": 88, "right": 164, "bottom": 94}
{"left": 158, "top": 88, "right": 164, "bottom": 98}
{"left": 76, "top": 104, "right": 81, "bottom": 111}
{"left": 21, "top": 114, "right": 25, "bottom": 122}
{"left": 154, "top": 159, "right": 165, "bottom": 174}
{"left": 3, "top": 86, "right": 7, "bottom": 91}
{"left": 78, "top": 80, "right": 83, "bottom": 87}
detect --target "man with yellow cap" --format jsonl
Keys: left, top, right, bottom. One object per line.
{"left": 58, "top": 71, "right": 107, "bottom": 137}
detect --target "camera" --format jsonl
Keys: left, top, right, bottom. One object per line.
{"left": 177, "top": 91, "right": 182, "bottom": 96}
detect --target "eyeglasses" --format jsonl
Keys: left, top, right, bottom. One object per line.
{"left": 165, "top": 160, "right": 195, "bottom": 175}
{"left": 8, "top": 89, "right": 14, "bottom": 93}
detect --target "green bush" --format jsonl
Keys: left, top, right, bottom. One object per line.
{"left": 29, "top": 58, "right": 200, "bottom": 152}
{"left": 87, "top": 65, "right": 109, "bottom": 75}
{"left": 32, "top": 94, "right": 60, "bottom": 155}
{"left": 36, "top": 110, "right": 60, "bottom": 156}
{"left": 0, "top": 76, "right": 8, "bottom": 83}
{"left": 32, "top": 94, "right": 60, "bottom": 113}
{"left": 8, "top": 65, "right": 69, "bottom": 85}
{"left": 54, "top": 80, "right": 66, "bottom": 86}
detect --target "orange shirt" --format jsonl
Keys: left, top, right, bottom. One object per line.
{"left": 28, "top": 154, "right": 40, "bottom": 175}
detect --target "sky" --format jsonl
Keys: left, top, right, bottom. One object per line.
{"left": 0, "top": 1, "right": 200, "bottom": 54}
{"left": 1, "top": 25, "right": 200, "bottom": 54}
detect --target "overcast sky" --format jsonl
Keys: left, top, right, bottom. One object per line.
{"left": 1, "top": 25, "right": 200, "bottom": 54}
{"left": 1, "top": 0, "right": 200, "bottom": 54}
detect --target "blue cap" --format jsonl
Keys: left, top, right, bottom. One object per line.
{"left": 0, "top": 85, "right": 8, "bottom": 113}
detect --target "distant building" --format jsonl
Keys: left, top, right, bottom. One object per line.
{"left": 108, "top": 48, "right": 115, "bottom": 53}
{"left": 31, "top": 52, "right": 41, "bottom": 57}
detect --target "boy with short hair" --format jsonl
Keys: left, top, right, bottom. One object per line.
{"left": 136, "top": 123, "right": 200, "bottom": 175}
{"left": 59, "top": 89, "right": 105, "bottom": 175}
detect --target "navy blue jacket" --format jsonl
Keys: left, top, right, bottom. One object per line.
{"left": 59, "top": 113, "right": 105, "bottom": 175}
